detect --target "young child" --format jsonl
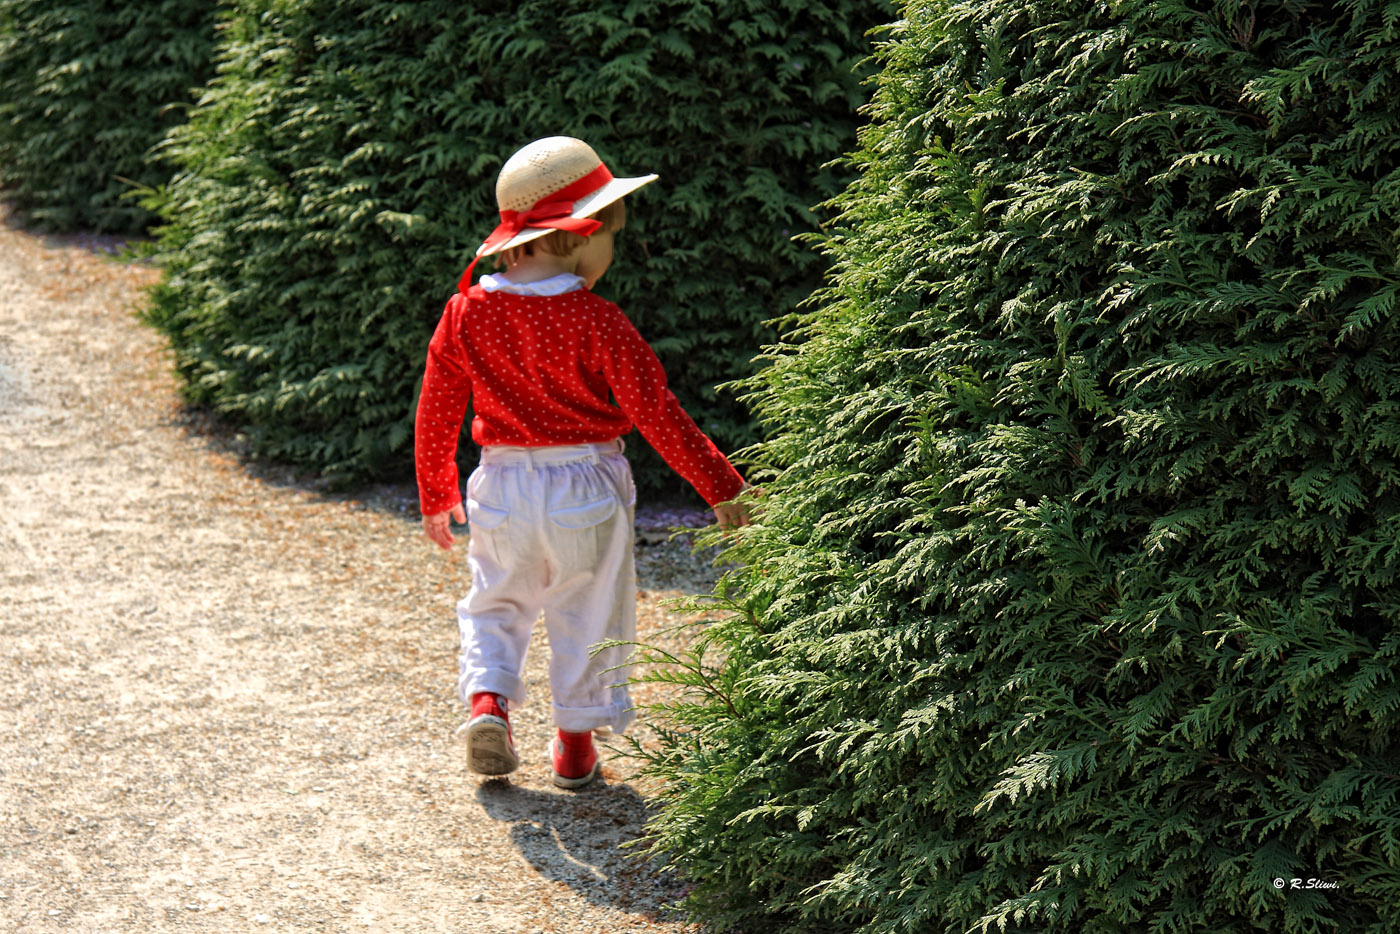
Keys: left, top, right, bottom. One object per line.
{"left": 414, "top": 136, "right": 754, "bottom": 789}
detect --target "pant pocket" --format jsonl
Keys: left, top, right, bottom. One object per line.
{"left": 467, "top": 498, "right": 509, "bottom": 530}
{"left": 546, "top": 496, "right": 617, "bottom": 529}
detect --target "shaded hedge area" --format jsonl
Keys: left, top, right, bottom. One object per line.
{"left": 143, "top": 0, "right": 888, "bottom": 496}
{"left": 0, "top": 0, "right": 215, "bottom": 233}
{"left": 627, "top": 0, "right": 1400, "bottom": 930}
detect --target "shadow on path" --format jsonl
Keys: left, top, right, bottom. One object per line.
{"left": 474, "top": 777, "right": 691, "bottom": 916}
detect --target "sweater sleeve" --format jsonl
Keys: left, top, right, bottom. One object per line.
{"left": 595, "top": 302, "right": 746, "bottom": 507}
{"left": 415, "top": 297, "right": 473, "bottom": 516}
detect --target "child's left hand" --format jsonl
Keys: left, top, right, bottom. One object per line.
{"left": 423, "top": 503, "right": 467, "bottom": 550}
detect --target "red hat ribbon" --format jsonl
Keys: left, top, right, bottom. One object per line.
{"left": 458, "top": 163, "right": 614, "bottom": 293}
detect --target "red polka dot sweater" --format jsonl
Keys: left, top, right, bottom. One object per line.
{"left": 414, "top": 284, "right": 746, "bottom": 516}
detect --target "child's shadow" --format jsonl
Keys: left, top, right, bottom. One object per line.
{"left": 474, "top": 776, "right": 684, "bottom": 913}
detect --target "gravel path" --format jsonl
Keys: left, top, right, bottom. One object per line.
{"left": 0, "top": 207, "right": 719, "bottom": 934}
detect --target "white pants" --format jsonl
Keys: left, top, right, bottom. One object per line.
{"left": 456, "top": 438, "right": 637, "bottom": 734}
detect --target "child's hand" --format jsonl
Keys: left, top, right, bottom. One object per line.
{"left": 713, "top": 501, "right": 750, "bottom": 528}
{"left": 714, "top": 485, "right": 763, "bottom": 529}
{"left": 423, "top": 503, "right": 467, "bottom": 550}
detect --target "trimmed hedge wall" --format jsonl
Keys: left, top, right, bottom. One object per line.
{"left": 628, "top": 0, "right": 1400, "bottom": 930}
{"left": 0, "top": 0, "right": 215, "bottom": 233}
{"left": 143, "top": 0, "right": 889, "bottom": 497}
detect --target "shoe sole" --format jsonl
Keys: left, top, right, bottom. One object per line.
{"left": 548, "top": 740, "right": 600, "bottom": 789}
{"left": 464, "top": 715, "right": 518, "bottom": 776}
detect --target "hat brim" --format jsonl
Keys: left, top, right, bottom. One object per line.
{"left": 476, "top": 173, "right": 659, "bottom": 257}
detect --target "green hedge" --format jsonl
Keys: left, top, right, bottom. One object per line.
{"left": 142, "top": 0, "right": 889, "bottom": 498}
{"left": 0, "top": 0, "right": 214, "bottom": 233}
{"left": 628, "top": 0, "right": 1400, "bottom": 930}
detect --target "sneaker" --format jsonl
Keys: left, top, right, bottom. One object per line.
{"left": 549, "top": 729, "right": 600, "bottom": 789}
{"left": 458, "top": 692, "right": 518, "bottom": 776}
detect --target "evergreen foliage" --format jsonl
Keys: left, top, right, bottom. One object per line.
{"left": 0, "top": 0, "right": 215, "bottom": 233}
{"left": 142, "top": 0, "right": 886, "bottom": 493}
{"left": 627, "top": 0, "right": 1400, "bottom": 930}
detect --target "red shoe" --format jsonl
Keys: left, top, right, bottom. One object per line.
{"left": 549, "top": 729, "right": 600, "bottom": 789}
{"left": 459, "top": 692, "right": 518, "bottom": 776}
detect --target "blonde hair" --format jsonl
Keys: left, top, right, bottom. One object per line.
{"left": 494, "top": 198, "right": 626, "bottom": 268}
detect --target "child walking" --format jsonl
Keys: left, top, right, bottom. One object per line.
{"left": 414, "top": 137, "right": 753, "bottom": 789}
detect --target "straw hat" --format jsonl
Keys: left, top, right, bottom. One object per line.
{"left": 457, "top": 137, "right": 657, "bottom": 292}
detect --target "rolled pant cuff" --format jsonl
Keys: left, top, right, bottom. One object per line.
{"left": 553, "top": 700, "right": 636, "bottom": 735}
{"left": 459, "top": 670, "right": 527, "bottom": 709}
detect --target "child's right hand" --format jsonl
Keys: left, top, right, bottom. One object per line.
{"left": 714, "top": 485, "right": 763, "bottom": 529}
{"left": 423, "top": 503, "right": 467, "bottom": 550}
{"left": 713, "top": 501, "right": 752, "bottom": 528}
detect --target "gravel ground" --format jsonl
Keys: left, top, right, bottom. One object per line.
{"left": 0, "top": 205, "right": 727, "bottom": 934}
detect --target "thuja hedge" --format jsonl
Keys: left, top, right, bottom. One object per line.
{"left": 0, "top": 0, "right": 215, "bottom": 233}
{"left": 143, "top": 0, "right": 887, "bottom": 494}
{"left": 628, "top": 0, "right": 1400, "bottom": 930}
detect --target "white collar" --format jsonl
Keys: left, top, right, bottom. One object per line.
{"left": 479, "top": 272, "right": 585, "bottom": 296}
